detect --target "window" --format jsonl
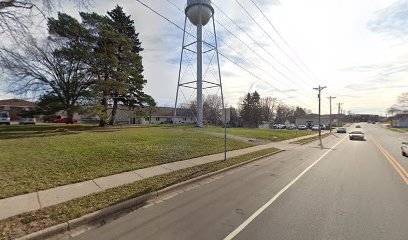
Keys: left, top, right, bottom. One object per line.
{"left": 156, "top": 117, "right": 160, "bottom": 121}
{"left": 3, "top": 106, "right": 10, "bottom": 110}
{"left": 145, "top": 117, "right": 149, "bottom": 121}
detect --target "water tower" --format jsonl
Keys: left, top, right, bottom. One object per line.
{"left": 174, "top": 0, "right": 224, "bottom": 128}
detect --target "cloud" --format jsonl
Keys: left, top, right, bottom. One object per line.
{"left": 367, "top": 0, "right": 408, "bottom": 38}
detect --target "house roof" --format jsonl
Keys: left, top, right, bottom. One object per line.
{"left": 0, "top": 99, "right": 37, "bottom": 107}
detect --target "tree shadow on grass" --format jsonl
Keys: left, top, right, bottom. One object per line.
{"left": 0, "top": 125, "right": 98, "bottom": 140}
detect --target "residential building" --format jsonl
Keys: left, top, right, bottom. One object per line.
{"left": 115, "top": 107, "right": 196, "bottom": 125}
{"left": 392, "top": 114, "right": 408, "bottom": 128}
{"left": 0, "top": 99, "right": 37, "bottom": 121}
{"left": 295, "top": 114, "right": 340, "bottom": 128}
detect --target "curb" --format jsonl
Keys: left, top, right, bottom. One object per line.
{"left": 16, "top": 149, "right": 283, "bottom": 240}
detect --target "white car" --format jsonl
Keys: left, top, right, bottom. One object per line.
{"left": 402, "top": 142, "right": 408, "bottom": 157}
{"left": 349, "top": 131, "right": 365, "bottom": 140}
{"left": 19, "top": 118, "right": 36, "bottom": 125}
{"left": 0, "top": 112, "right": 10, "bottom": 125}
{"left": 311, "top": 125, "right": 320, "bottom": 131}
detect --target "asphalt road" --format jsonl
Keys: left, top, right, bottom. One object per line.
{"left": 74, "top": 123, "right": 408, "bottom": 240}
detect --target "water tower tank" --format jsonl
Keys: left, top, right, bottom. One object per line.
{"left": 185, "top": 0, "right": 214, "bottom": 26}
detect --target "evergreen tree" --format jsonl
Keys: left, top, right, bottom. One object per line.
{"left": 106, "top": 5, "right": 155, "bottom": 125}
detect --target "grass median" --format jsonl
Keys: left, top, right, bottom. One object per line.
{"left": 388, "top": 127, "right": 408, "bottom": 133}
{"left": 290, "top": 132, "right": 332, "bottom": 144}
{"left": 0, "top": 125, "right": 252, "bottom": 199}
{"left": 0, "top": 147, "right": 280, "bottom": 240}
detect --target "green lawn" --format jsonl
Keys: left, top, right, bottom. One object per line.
{"left": 0, "top": 125, "right": 252, "bottom": 199}
{"left": 169, "top": 125, "right": 314, "bottom": 141}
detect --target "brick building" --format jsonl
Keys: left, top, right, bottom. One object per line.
{"left": 0, "top": 99, "right": 37, "bottom": 121}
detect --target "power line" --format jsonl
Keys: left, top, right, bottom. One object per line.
{"left": 164, "top": 0, "right": 319, "bottom": 106}
{"left": 136, "top": 0, "right": 316, "bottom": 110}
{"left": 233, "top": 0, "right": 311, "bottom": 86}
{"left": 212, "top": 2, "right": 311, "bottom": 88}
{"left": 211, "top": 1, "right": 327, "bottom": 106}
{"left": 248, "top": 0, "right": 337, "bottom": 97}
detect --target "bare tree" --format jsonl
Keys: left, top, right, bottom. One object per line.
{"left": 0, "top": 0, "right": 89, "bottom": 36}
{"left": 397, "top": 92, "right": 408, "bottom": 112}
{"left": 260, "top": 96, "right": 278, "bottom": 122}
{"left": 0, "top": 36, "right": 93, "bottom": 122}
{"left": 203, "top": 94, "right": 222, "bottom": 125}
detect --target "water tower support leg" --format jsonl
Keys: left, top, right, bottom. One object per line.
{"left": 197, "top": 22, "right": 203, "bottom": 128}
{"left": 174, "top": 16, "right": 188, "bottom": 124}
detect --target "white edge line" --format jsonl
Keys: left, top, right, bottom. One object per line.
{"left": 223, "top": 136, "right": 347, "bottom": 240}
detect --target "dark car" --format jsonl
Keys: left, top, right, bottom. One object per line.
{"left": 337, "top": 127, "right": 346, "bottom": 133}
{"left": 402, "top": 142, "right": 408, "bottom": 157}
{"left": 349, "top": 131, "right": 364, "bottom": 140}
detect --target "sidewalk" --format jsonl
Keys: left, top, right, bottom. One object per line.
{"left": 0, "top": 132, "right": 322, "bottom": 220}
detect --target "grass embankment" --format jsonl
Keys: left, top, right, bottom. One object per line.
{"left": 0, "top": 147, "right": 279, "bottom": 240}
{"left": 168, "top": 125, "right": 314, "bottom": 141}
{"left": 388, "top": 127, "right": 408, "bottom": 133}
{"left": 0, "top": 125, "right": 252, "bottom": 199}
{"left": 290, "top": 133, "right": 332, "bottom": 144}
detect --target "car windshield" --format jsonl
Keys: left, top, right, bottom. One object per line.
{"left": 350, "top": 131, "right": 364, "bottom": 134}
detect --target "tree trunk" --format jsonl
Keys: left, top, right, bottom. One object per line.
{"left": 67, "top": 108, "right": 74, "bottom": 124}
{"left": 99, "top": 94, "right": 108, "bottom": 127}
{"left": 109, "top": 98, "right": 118, "bottom": 125}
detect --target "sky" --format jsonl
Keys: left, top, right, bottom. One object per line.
{"left": 1, "top": 0, "right": 407, "bottom": 115}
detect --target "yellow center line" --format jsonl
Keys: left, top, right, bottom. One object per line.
{"left": 372, "top": 139, "right": 408, "bottom": 185}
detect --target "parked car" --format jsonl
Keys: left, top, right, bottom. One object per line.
{"left": 287, "top": 125, "right": 298, "bottom": 130}
{"left": 54, "top": 117, "right": 78, "bottom": 124}
{"left": 402, "top": 142, "right": 408, "bottom": 157}
{"left": 311, "top": 125, "right": 320, "bottom": 131}
{"left": 337, "top": 127, "right": 347, "bottom": 133}
{"left": 298, "top": 125, "right": 308, "bottom": 130}
{"left": 0, "top": 112, "right": 10, "bottom": 125}
{"left": 349, "top": 131, "right": 365, "bottom": 140}
{"left": 19, "top": 118, "right": 36, "bottom": 125}
{"left": 275, "top": 124, "right": 286, "bottom": 129}
{"left": 44, "top": 115, "right": 64, "bottom": 123}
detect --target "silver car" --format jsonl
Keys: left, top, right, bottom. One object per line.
{"left": 0, "top": 112, "right": 10, "bottom": 125}
{"left": 402, "top": 142, "right": 408, "bottom": 157}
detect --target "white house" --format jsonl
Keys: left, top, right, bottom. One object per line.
{"left": 295, "top": 114, "right": 339, "bottom": 127}
{"left": 115, "top": 107, "right": 196, "bottom": 125}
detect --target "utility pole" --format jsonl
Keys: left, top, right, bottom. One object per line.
{"left": 327, "top": 96, "right": 336, "bottom": 133}
{"left": 313, "top": 85, "right": 326, "bottom": 137}
{"left": 338, "top": 103, "right": 343, "bottom": 127}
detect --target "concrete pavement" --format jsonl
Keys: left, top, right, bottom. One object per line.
{"left": 0, "top": 131, "right": 321, "bottom": 220}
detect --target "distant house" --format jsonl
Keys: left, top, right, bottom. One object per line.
{"left": 392, "top": 114, "right": 408, "bottom": 128}
{"left": 0, "top": 99, "right": 37, "bottom": 121}
{"left": 115, "top": 106, "right": 196, "bottom": 125}
{"left": 295, "top": 114, "right": 339, "bottom": 127}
